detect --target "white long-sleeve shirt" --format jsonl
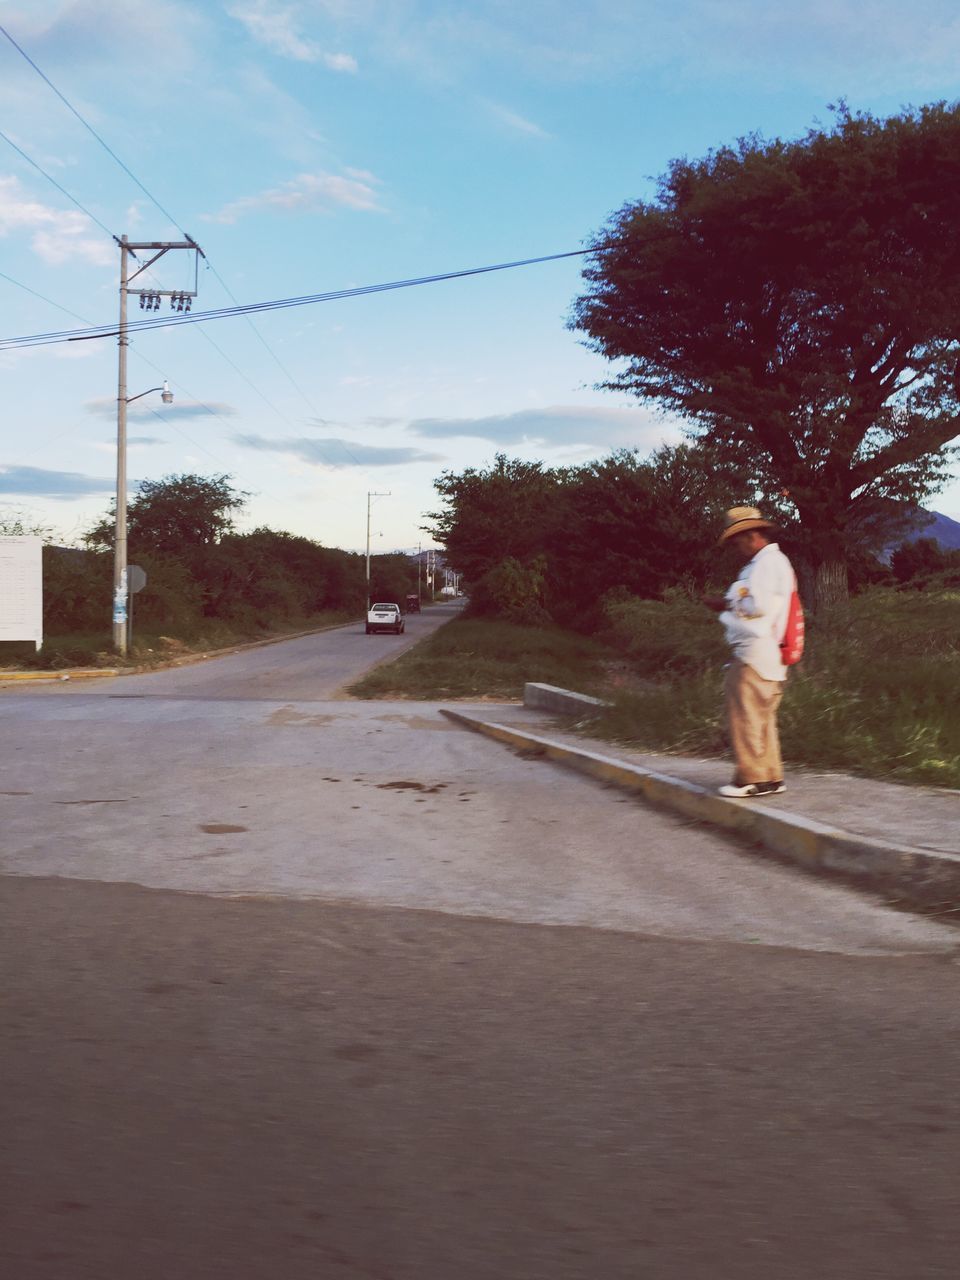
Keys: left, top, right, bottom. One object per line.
{"left": 719, "top": 541, "right": 794, "bottom": 682}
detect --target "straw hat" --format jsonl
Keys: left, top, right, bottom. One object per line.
{"left": 717, "top": 506, "right": 775, "bottom": 546}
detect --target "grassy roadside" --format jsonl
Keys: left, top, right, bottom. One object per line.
{"left": 0, "top": 611, "right": 359, "bottom": 672}
{"left": 346, "top": 616, "right": 614, "bottom": 701}
{"left": 352, "top": 590, "right": 960, "bottom": 788}
{"left": 581, "top": 588, "right": 960, "bottom": 788}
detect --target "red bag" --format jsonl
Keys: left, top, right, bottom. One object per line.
{"left": 780, "top": 581, "right": 805, "bottom": 666}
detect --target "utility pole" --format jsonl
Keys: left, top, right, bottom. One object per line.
{"left": 112, "top": 236, "right": 131, "bottom": 652}
{"left": 365, "top": 491, "right": 390, "bottom": 612}
{"left": 426, "top": 548, "right": 436, "bottom": 602}
{"left": 417, "top": 541, "right": 422, "bottom": 606}
{"left": 113, "top": 234, "right": 203, "bottom": 654}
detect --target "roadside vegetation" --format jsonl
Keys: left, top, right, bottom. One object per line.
{"left": 9, "top": 106, "right": 960, "bottom": 791}
{"left": 348, "top": 587, "right": 960, "bottom": 788}
{"left": 347, "top": 616, "right": 612, "bottom": 701}
{"left": 591, "top": 587, "right": 960, "bottom": 789}
{"left": 0, "top": 476, "right": 422, "bottom": 671}
{"left": 413, "top": 103, "right": 960, "bottom": 788}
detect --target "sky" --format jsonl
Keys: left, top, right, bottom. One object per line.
{"left": 2, "top": 0, "right": 960, "bottom": 555}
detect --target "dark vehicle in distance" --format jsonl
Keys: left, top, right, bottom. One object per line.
{"left": 405, "top": 594, "right": 421, "bottom": 613}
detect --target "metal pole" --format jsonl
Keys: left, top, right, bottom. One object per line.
{"left": 418, "top": 542, "right": 422, "bottom": 606}
{"left": 365, "top": 492, "right": 372, "bottom": 613}
{"left": 113, "top": 235, "right": 130, "bottom": 655}
{"left": 365, "top": 491, "right": 390, "bottom": 613}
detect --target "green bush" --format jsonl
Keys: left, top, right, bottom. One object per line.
{"left": 43, "top": 547, "right": 111, "bottom": 632}
{"left": 600, "top": 587, "right": 727, "bottom": 677}
{"left": 468, "top": 556, "right": 551, "bottom": 625}
{"left": 591, "top": 587, "right": 960, "bottom": 786}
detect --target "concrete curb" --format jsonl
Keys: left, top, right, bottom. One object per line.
{"left": 523, "top": 682, "right": 609, "bottom": 714}
{"left": 0, "top": 668, "right": 121, "bottom": 683}
{"left": 440, "top": 709, "right": 960, "bottom": 909}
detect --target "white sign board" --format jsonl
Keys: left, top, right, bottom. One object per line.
{"left": 0, "top": 536, "right": 43, "bottom": 649}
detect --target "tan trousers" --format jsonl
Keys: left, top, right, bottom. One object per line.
{"left": 724, "top": 660, "right": 785, "bottom": 785}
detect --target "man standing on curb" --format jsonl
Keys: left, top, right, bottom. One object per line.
{"left": 702, "top": 507, "right": 795, "bottom": 798}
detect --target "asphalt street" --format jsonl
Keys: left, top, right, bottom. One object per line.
{"left": 3, "top": 602, "right": 959, "bottom": 1278}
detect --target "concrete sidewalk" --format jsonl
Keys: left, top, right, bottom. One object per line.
{"left": 442, "top": 701, "right": 960, "bottom": 910}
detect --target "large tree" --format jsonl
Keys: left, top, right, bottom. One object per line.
{"left": 424, "top": 454, "right": 560, "bottom": 587}
{"left": 545, "top": 443, "right": 756, "bottom": 610}
{"left": 86, "top": 473, "right": 246, "bottom": 554}
{"left": 571, "top": 103, "right": 960, "bottom": 607}
{"left": 426, "top": 443, "right": 756, "bottom": 619}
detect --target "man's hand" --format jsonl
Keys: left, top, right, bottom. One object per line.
{"left": 701, "top": 594, "right": 727, "bottom": 613}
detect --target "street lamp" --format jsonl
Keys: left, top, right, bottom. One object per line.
{"left": 113, "top": 380, "right": 174, "bottom": 655}
{"left": 126, "top": 382, "right": 173, "bottom": 405}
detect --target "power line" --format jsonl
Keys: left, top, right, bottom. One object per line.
{"left": 0, "top": 30, "right": 293, "bottom": 433}
{"left": 0, "top": 266, "right": 334, "bottom": 521}
{"left": 0, "top": 24, "right": 611, "bottom": 477}
{"left": 0, "top": 22, "right": 186, "bottom": 237}
{"left": 0, "top": 249, "right": 597, "bottom": 351}
{"left": 0, "top": 270, "right": 246, "bottom": 475}
{"left": 0, "top": 125, "right": 119, "bottom": 245}
{"left": 0, "top": 267, "right": 239, "bottom": 447}
{"left": 202, "top": 259, "right": 357, "bottom": 466}
{"left": 0, "top": 134, "right": 325, "bottom": 456}
{"left": 1, "top": 24, "right": 351, "bottom": 461}
{"left": 0, "top": 269, "right": 92, "bottom": 324}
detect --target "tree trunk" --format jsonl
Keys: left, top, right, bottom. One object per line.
{"left": 813, "top": 558, "right": 849, "bottom": 612}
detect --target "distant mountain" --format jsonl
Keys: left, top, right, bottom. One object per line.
{"left": 910, "top": 509, "right": 960, "bottom": 551}
{"left": 874, "top": 506, "right": 960, "bottom": 562}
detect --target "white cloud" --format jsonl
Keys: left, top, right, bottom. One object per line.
{"left": 90, "top": 437, "right": 162, "bottom": 451}
{"left": 1, "top": 0, "right": 206, "bottom": 84}
{"left": 324, "top": 51, "right": 359, "bottom": 72}
{"left": 236, "top": 432, "right": 443, "bottom": 468}
{"left": 84, "top": 396, "right": 239, "bottom": 420}
{"left": 407, "top": 404, "right": 678, "bottom": 450}
{"left": 227, "top": 1, "right": 357, "bottom": 70}
{"left": 0, "top": 174, "right": 113, "bottom": 266}
{"left": 484, "top": 101, "right": 550, "bottom": 138}
{"left": 0, "top": 464, "right": 116, "bottom": 499}
{"left": 274, "top": 0, "right": 960, "bottom": 95}
{"left": 202, "top": 170, "right": 383, "bottom": 223}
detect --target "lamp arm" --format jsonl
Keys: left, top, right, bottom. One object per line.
{"left": 124, "top": 386, "right": 163, "bottom": 404}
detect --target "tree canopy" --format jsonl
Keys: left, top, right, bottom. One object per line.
{"left": 86, "top": 473, "right": 246, "bottom": 554}
{"left": 571, "top": 102, "right": 960, "bottom": 605}
{"left": 426, "top": 455, "right": 560, "bottom": 587}
{"left": 74, "top": 474, "right": 374, "bottom": 637}
{"left": 426, "top": 443, "right": 757, "bottom": 620}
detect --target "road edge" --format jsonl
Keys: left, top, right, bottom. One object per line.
{"left": 440, "top": 709, "right": 960, "bottom": 911}
{"left": 0, "top": 618, "right": 361, "bottom": 686}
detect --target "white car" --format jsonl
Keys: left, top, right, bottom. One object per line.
{"left": 366, "top": 602, "right": 405, "bottom": 635}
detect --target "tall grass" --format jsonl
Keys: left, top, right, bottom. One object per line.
{"left": 594, "top": 587, "right": 960, "bottom": 787}
{"left": 347, "top": 617, "right": 611, "bottom": 700}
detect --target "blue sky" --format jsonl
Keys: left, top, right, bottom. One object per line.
{"left": 2, "top": 0, "right": 960, "bottom": 554}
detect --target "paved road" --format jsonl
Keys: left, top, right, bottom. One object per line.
{"left": 3, "top": 609, "right": 959, "bottom": 1277}
{"left": 4, "top": 880, "right": 960, "bottom": 1280}
{"left": 23, "top": 597, "right": 462, "bottom": 702}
